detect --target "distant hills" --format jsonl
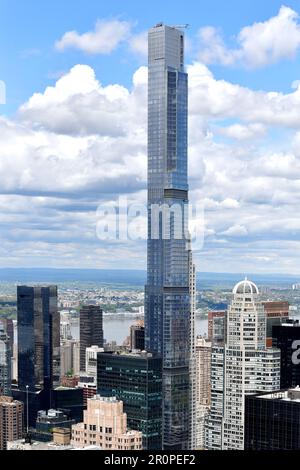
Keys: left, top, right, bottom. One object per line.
{"left": 0, "top": 268, "right": 299, "bottom": 289}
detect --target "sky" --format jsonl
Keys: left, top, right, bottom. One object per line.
{"left": 1, "top": 1, "right": 300, "bottom": 274}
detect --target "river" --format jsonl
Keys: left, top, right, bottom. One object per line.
{"left": 71, "top": 316, "right": 208, "bottom": 345}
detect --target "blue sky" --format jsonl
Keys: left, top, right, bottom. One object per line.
{"left": 2, "top": 1, "right": 300, "bottom": 274}
{"left": 2, "top": 0, "right": 300, "bottom": 113}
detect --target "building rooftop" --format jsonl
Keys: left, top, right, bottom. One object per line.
{"left": 233, "top": 279, "right": 259, "bottom": 296}
{"left": 255, "top": 387, "right": 300, "bottom": 402}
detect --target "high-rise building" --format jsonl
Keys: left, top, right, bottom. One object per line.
{"left": 205, "top": 279, "right": 281, "bottom": 450}
{"left": 16, "top": 286, "right": 60, "bottom": 424}
{"left": 97, "top": 350, "right": 162, "bottom": 450}
{"left": 130, "top": 321, "right": 145, "bottom": 351}
{"left": 0, "top": 325, "right": 11, "bottom": 396}
{"left": 263, "top": 301, "right": 289, "bottom": 347}
{"left": 145, "top": 23, "right": 192, "bottom": 450}
{"left": 0, "top": 319, "right": 14, "bottom": 357}
{"left": 194, "top": 337, "right": 211, "bottom": 449}
{"left": 273, "top": 320, "right": 300, "bottom": 388}
{"left": 60, "top": 339, "right": 80, "bottom": 378}
{"left": 71, "top": 396, "right": 143, "bottom": 450}
{"left": 0, "top": 397, "right": 23, "bottom": 450}
{"left": 79, "top": 305, "right": 103, "bottom": 371}
{"left": 245, "top": 388, "right": 300, "bottom": 450}
{"left": 208, "top": 311, "right": 226, "bottom": 345}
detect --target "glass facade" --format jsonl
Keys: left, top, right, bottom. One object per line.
{"left": 97, "top": 351, "right": 162, "bottom": 450}
{"left": 80, "top": 305, "right": 104, "bottom": 371}
{"left": 145, "top": 24, "right": 191, "bottom": 450}
{"left": 17, "top": 286, "right": 60, "bottom": 402}
{"left": 245, "top": 390, "right": 300, "bottom": 450}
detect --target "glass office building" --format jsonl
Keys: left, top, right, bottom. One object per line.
{"left": 145, "top": 24, "right": 191, "bottom": 449}
{"left": 97, "top": 351, "right": 162, "bottom": 450}
{"left": 17, "top": 286, "right": 60, "bottom": 413}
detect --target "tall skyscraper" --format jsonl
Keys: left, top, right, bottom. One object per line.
{"left": 0, "top": 397, "right": 23, "bottom": 451}
{"left": 97, "top": 350, "right": 162, "bottom": 450}
{"left": 205, "top": 279, "right": 281, "bottom": 450}
{"left": 79, "top": 305, "right": 103, "bottom": 371}
{"left": 145, "top": 23, "right": 192, "bottom": 450}
{"left": 17, "top": 286, "right": 60, "bottom": 420}
{"left": 0, "top": 325, "right": 11, "bottom": 397}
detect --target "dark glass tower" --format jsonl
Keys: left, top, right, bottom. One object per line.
{"left": 145, "top": 24, "right": 191, "bottom": 449}
{"left": 97, "top": 351, "right": 162, "bottom": 450}
{"left": 17, "top": 286, "right": 60, "bottom": 409}
{"left": 79, "top": 305, "right": 103, "bottom": 371}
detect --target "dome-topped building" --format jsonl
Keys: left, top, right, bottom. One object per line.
{"left": 233, "top": 278, "right": 259, "bottom": 296}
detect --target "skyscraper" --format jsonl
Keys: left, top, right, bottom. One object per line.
{"left": 262, "top": 301, "right": 289, "bottom": 347}
{"left": 79, "top": 305, "right": 103, "bottom": 371}
{"left": 195, "top": 337, "right": 211, "bottom": 450}
{"left": 0, "top": 397, "right": 23, "bottom": 451}
{"left": 145, "top": 23, "right": 192, "bottom": 450}
{"left": 97, "top": 350, "right": 162, "bottom": 450}
{"left": 17, "top": 286, "right": 60, "bottom": 418}
{"left": 0, "top": 325, "right": 11, "bottom": 397}
{"left": 205, "top": 279, "right": 281, "bottom": 450}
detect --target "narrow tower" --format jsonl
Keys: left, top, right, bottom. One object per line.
{"left": 145, "top": 23, "right": 192, "bottom": 450}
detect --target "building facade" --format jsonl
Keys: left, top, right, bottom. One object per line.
{"left": 79, "top": 305, "right": 103, "bottom": 371}
{"left": 0, "top": 326, "right": 11, "bottom": 396}
{"left": 205, "top": 279, "right": 281, "bottom": 450}
{"left": 0, "top": 397, "right": 23, "bottom": 450}
{"left": 263, "top": 301, "right": 289, "bottom": 347}
{"left": 194, "top": 337, "right": 211, "bottom": 449}
{"left": 130, "top": 321, "right": 145, "bottom": 351}
{"left": 245, "top": 388, "right": 300, "bottom": 450}
{"left": 97, "top": 350, "right": 162, "bottom": 449}
{"left": 16, "top": 286, "right": 60, "bottom": 424}
{"left": 208, "top": 311, "right": 226, "bottom": 345}
{"left": 71, "top": 396, "right": 143, "bottom": 450}
{"left": 145, "top": 22, "right": 192, "bottom": 450}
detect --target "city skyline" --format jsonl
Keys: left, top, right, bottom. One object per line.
{"left": 2, "top": 3, "right": 300, "bottom": 273}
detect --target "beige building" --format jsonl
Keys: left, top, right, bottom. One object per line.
{"left": 71, "top": 396, "right": 143, "bottom": 450}
{"left": 0, "top": 396, "right": 23, "bottom": 450}
{"left": 195, "top": 337, "right": 212, "bottom": 449}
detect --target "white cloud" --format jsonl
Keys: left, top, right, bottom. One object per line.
{"left": 217, "top": 123, "right": 266, "bottom": 140}
{"left": 128, "top": 31, "right": 148, "bottom": 57}
{"left": 55, "top": 19, "right": 132, "bottom": 54}
{"left": 198, "top": 6, "right": 300, "bottom": 68}
{"left": 221, "top": 224, "right": 248, "bottom": 237}
{"left": 2, "top": 62, "right": 300, "bottom": 271}
{"left": 188, "top": 62, "right": 300, "bottom": 128}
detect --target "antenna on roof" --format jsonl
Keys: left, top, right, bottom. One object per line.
{"left": 171, "top": 24, "right": 190, "bottom": 30}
